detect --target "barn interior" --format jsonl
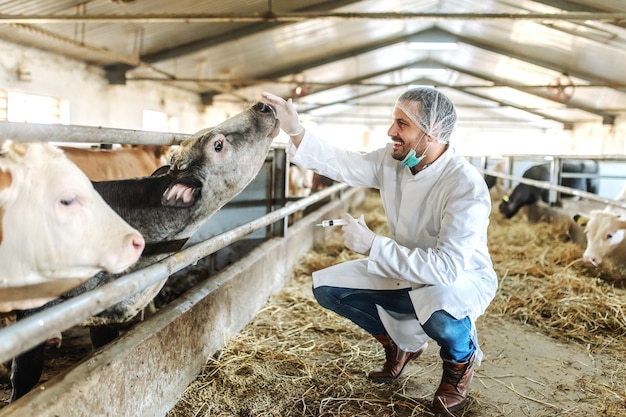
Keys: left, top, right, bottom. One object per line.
{"left": 0, "top": 1, "right": 625, "bottom": 416}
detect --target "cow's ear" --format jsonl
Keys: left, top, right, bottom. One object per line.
{"left": 573, "top": 214, "right": 589, "bottom": 227}
{"left": 151, "top": 165, "right": 170, "bottom": 177}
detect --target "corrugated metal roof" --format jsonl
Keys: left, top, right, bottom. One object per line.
{"left": 1, "top": 0, "right": 625, "bottom": 128}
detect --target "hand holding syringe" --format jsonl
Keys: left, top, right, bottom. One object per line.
{"left": 316, "top": 218, "right": 355, "bottom": 227}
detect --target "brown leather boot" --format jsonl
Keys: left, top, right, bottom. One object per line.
{"left": 432, "top": 353, "right": 475, "bottom": 414}
{"left": 368, "top": 334, "right": 428, "bottom": 383}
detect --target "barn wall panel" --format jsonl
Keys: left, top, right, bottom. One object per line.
{"left": 0, "top": 188, "right": 366, "bottom": 417}
{"left": 0, "top": 39, "right": 208, "bottom": 132}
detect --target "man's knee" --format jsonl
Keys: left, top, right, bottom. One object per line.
{"left": 312, "top": 285, "right": 335, "bottom": 309}
{"left": 423, "top": 310, "right": 471, "bottom": 341}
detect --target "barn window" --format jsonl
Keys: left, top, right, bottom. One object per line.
{"left": 6, "top": 91, "right": 69, "bottom": 124}
{"left": 143, "top": 109, "right": 179, "bottom": 132}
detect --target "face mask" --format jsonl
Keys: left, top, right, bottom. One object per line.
{"left": 402, "top": 140, "right": 431, "bottom": 168}
{"left": 402, "top": 149, "right": 425, "bottom": 168}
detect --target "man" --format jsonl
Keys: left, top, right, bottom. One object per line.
{"left": 261, "top": 88, "right": 497, "bottom": 414}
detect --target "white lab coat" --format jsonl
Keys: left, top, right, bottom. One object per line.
{"left": 288, "top": 131, "right": 498, "bottom": 364}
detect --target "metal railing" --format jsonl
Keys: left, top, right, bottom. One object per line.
{"left": 474, "top": 154, "right": 626, "bottom": 210}
{"left": 0, "top": 119, "right": 349, "bottom": 363}
{"left": 0, "top": 182, "right": 348, "bottom": 364}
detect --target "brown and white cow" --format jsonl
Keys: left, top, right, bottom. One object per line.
{"left": 9, "top": 102, "right": 280, "bottom": 402}
{"left": 0, "top": 140, "right": 144, "bottom": 312}
{"left": 287, "top": 164, "right": 315, "bottom": 223}
{"left": 574, "top": 185, "right": 626, "bottom": 266}
{"left": 60, "top": 144, "right": 169, "bottom": 181}
{"left": 288, "top": 164, "right": 315, "bottom": 198}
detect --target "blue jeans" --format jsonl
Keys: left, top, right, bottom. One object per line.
{"left": 313, "top": 285, "right": 475, "bottom": 363}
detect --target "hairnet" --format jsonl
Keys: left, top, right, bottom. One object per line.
{"left": 395, "top": 88, "right": 457, "bottom": 144}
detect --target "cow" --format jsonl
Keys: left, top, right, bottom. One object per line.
{"left": 0, "top": 140, "right": 144, "bottom": 313}
{"left": 288, "top": 164, "right": 314, "bottom": 198}
{"left": 499, "top": 160, "right": 599, "bottom": 219}
{"left": 23, "top": 144, "right": 170, "bottom": 356}
{"left": 8, "top": 101, "right": 280, "bottom": 402}
{"left": 573, "top": 185, "right": 626, "bottom": 266}
{"left": 60, "top": 144, "right": 169, "bottom": 181}
{"left": 312, "top": 172, "right": 335, "bottom": 192}
{"left": 287, "top": 164, "right": 315, "bottom": 223}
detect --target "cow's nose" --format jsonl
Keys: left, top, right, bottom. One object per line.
{"left": 131, "top": 234, "right": 145, "bottom": 254}
{"left": 583, "top": 255, "right": 599, "bottom": 266}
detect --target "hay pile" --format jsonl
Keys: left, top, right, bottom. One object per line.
{"left": 167, "top": 189, "right": 626, "bottom": 417}
{"left": 487, "top": 204, "right": 626, "bottom": 351}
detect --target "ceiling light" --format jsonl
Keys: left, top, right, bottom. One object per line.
{"left": 408, "top": 67, "right": 447, "bottom": 76}
{"left": 407, "top": 28, "right": 459, "bottom": 50}
{"left": 407, "top": 59, "right": 448, "bottom": 77}
{"left": 408, "top": 84, "right": 436, "bottom": 90}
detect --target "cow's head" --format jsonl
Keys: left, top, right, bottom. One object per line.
{"left": 574, "top": 210, "right": 626, "bottom": 266}
{"left": 499, "top": 194, "right": 515, "bottom": 219}
{"left": 160, "top": 102, "right": 279, "bottom": 210}
{"left": 0, "top": 140, "right": 144, "bottom": 312}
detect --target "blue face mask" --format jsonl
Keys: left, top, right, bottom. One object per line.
{"left": 401, "top": 149, "right": 425, "bottom": 168}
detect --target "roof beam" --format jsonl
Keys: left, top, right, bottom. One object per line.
{"left": 453, "top": 31, "right": 626, "bottom": 95}
{"left": 212, "top": 26, "right": 616, "bottom": 124}
{"left": 194, "top": 30, "right": 429, "bottom": 97}
{"left": 304, "top": 89, "right": 574, "bottom": 129}
{"left": 3, "top": 11, "right": 626, "bottom": 24}
{"left": 297, "top": 76, "right": 575, "bottom": 128}
{"left": 436, "top": 60, "right": 615, "bottom": 124}
{"left": 143, "top": 0, "right": 361, "bottom": 63}
{"left": 105, "top": 0, "right": 362, "bottom": 82}
{"left": 529, "top": 0, "right": 626, "bottom": 29}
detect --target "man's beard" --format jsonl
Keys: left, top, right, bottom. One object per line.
{"left": 390, "top": 136, "right": 407, "bottom": 161}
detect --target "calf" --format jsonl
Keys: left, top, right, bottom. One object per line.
{"left": 573, "top": 185, "right": 626, "bottom": 266}
{"left": 499, "top": 160, "right": 599, "bottom": 219}
{"left": 9, "top": 102, "right": 280, "bottom": 402}
{"left": 288, "top": 164, "right": 314, "bottom": 198}
{"left": 61, "top": 144, "right": 169, "bottom": 180}
{"left": 0, "top": 140, "right": 144, "bottom": 313}
{"left": 312, "top": 173, "right": 335, "bottom": 192}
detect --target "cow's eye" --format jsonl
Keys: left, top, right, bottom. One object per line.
{"left": 606, "top": 233, "right": 613, "bottom": 239}
{"left": 214, "top": 139, "right": 223, "bottom": 152}
{"left": 60, "top": 197, "right": 75, "bottom": 206}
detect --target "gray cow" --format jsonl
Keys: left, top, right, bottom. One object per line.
{"left": 10, "top": 102, "right": 280, "bottom": 402}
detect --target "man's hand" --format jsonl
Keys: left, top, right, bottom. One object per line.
{"left": 261, "top": 92, "right": 304, "bottom": 136}
{"left": 342, "top": 213, "right": 376, "bottom": 255}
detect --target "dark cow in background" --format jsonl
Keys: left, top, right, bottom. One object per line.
{"left": 8, "top": 102, "right": 280, "bottom": 402}
{"left": 499, "top": 160, "right": 599, "bottom": 219}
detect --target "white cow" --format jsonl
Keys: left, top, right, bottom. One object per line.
{"left": 0, "top": 140, "right": 145, "bottom": 312}
{"left": 574, "top": 184, "right": 626, "bottom": 266}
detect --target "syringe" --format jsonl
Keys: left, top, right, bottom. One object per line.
{"left": 316, "top": 218, "right": 353, "bottom": 227}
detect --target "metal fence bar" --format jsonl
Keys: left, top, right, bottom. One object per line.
{"left": 0, "top": 182, "right": 348, "bottom": 364}
{"left": 481, "top": 168, "right": 626, "bottom": 210}
{"left": 0, "top": 121, "right": 191, "bottom": 145}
